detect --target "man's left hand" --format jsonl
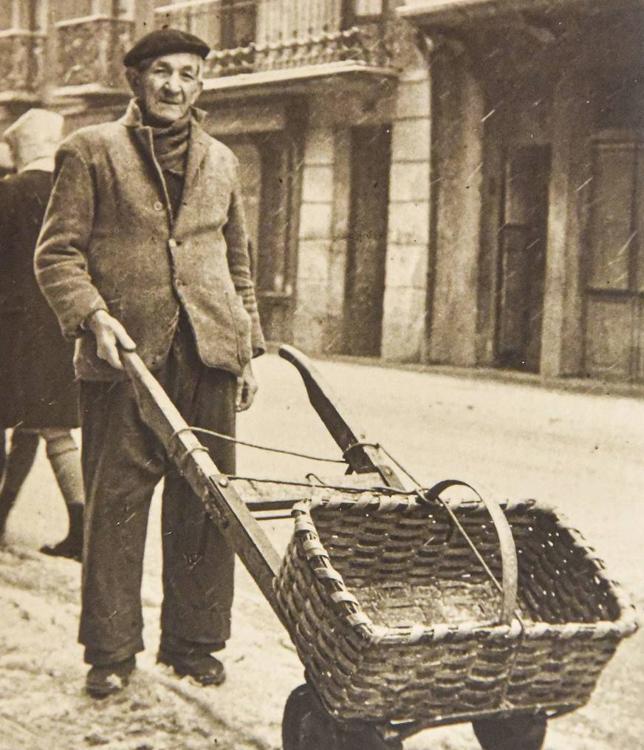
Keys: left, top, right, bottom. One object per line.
{"left": 235, "top": 363, "right": 258, "bottom": 412}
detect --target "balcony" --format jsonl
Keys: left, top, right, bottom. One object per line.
{"left": 0, "top": 29, "right": 45, "bottom": 103}
{"left": 54, "top": 14, "right": 135, "bottom": 96}
{"left": 0, "top": 2, "right": 402, "bottom": 105}
{"left": 154, "top": 0, "right": 401, "bottom": 89}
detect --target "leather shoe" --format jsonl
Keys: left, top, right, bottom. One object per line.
{"left": 86, "top": 656, "right": 136, "bottom": 698}
{"left": 157, "top": 649, "right": 225, "bottom": 686}
{"left": 40, "top": 534, "right": 82, "bottom": 562}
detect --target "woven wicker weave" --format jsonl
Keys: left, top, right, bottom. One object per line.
{"left": 274, "top": 491, "right": 638, "bottom": 723}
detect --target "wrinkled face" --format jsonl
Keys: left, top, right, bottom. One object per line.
{"left": 127, "top": 52, "right": 204, "bottom": 124}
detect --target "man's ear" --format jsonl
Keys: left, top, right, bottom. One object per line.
{"left": 125, "top": 67, "right": 140, "bottom": 94}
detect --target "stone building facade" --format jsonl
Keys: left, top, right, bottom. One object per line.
{"left": 0, "top": 0, "right": 431, "bottom": 363}
{"left": 1, "top": 0, "right": 641, "bottom": 382}
{"left": 401, "top": 0, "right": 643, "bottom": 382}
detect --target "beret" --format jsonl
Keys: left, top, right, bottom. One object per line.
{"left": 123, "top": 28, "right": 210, "bottom": 67}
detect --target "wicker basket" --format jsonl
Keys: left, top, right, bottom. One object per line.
{"left": 274, "top": 490, "right": 638, "bottom": 724}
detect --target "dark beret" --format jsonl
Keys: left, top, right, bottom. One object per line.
{"left": 123, "top": 28, "right": 210, "bottom": 67}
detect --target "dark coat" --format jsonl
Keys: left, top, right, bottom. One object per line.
{"left": 0, "top": 170, "right": 79, "bottom": 428}
{"left": 35, "top": 101, "right": 265, "bottom": 382}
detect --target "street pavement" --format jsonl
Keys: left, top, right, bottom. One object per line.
{"left": 1, "top": 352, "right": 642, "bottom": 749}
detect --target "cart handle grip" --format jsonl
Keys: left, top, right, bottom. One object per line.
{"left": 422, "top": 480, "right": 519, "bottom": 626}
{"left": 278, "top": 344, "right": 404, "bottom": 489}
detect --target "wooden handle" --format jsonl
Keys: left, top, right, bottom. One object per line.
{"left": 278, "top": 345, "right": 404, "bottom": 489}
{"left": 423, "top": 480, "right": 518, "bottom": 626}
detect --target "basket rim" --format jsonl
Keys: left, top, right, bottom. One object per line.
{"left": 284, "top": 492, "right": 639, "bottom": 646}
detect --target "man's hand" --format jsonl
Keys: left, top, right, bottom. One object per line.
{"left": 87, "top": 309, "right": 136, "bottom": 370}
{"left": 235, "top": 362, "right": 258, "bottom": 412}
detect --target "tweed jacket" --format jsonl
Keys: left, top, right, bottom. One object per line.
{"left": 35, "top": 100, "right": 265, "bottom": 381}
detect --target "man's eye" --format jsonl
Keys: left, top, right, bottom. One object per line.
{"left": 182, "top": 73, "right": 195, "bottom": 81}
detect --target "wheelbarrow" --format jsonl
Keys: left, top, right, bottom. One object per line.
{"left": 121, "top": 345, "right": 638, "bottom": 750}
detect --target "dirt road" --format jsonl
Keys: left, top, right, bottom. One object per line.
{"left": 1, "top": 354, "right": 642, "bottom": 749}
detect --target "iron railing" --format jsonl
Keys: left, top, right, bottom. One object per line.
{"left": 0, "top": 1, "right": 396, "bottom": 97}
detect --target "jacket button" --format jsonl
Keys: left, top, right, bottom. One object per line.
{"left": 168, "top": 238, "right": 177, "bottom": 249}
{"left": 153, "top": 200, "right": 164, "bottom": 211}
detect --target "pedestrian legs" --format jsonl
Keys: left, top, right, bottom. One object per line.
{"left": 153, "top": 321, "right": 237, "bottom": 688}
{"left": 159, "top": 362, "right": 236, "bottom": 656}
{"left": 0, "top": 428, "right": 39, "bottom": 536}
{"left": 40, "top": 428, "right": 85, "bottom": 560}
{"left": 79, "top": 319, "right": 238, "bottom": 684}
{"left": 79, "top": 379, "right": 166, "bottom": 666}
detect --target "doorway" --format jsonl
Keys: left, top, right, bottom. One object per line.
{"left": 584, "top": 134, "right": 644, "bottom": 381}
{"left": 496, "top": 145, "right": 551, "bottom": 372}
{"left": 343, "top": 125, "right": 391, "bottom": 356}
{"left": 223, "top": 131, "right": 299, "bottom": 344}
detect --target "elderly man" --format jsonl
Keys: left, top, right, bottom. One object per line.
{"left": 35, "top": 29, "right": 265, "bottom": 697}
{"left": 0, "top": 109, "right": 84, "bottom": 561}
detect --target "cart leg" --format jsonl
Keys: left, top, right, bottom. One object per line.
{"left": 472, "top": 714, "right": 547, "bottom": 750}
{"left": 282, "top": 684, "right": 402, "bottom": 750}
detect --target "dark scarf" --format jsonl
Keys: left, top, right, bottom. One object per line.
{"left": 148, "top": 111, "right": 191, "bottom": 177}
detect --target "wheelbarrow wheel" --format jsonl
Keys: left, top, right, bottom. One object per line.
{"left": 282, "top": 684, "right": 328, "bottom": 750}
{"left": 472, "top": 714, "right": 547, "bottom": 750}
{"left": 282, "top": 684, "right": 402, "bottom": 750}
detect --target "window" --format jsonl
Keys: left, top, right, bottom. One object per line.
{"left": 154, "top": 1, "right": 256, "bottom": 49}
{"left": 587, "top": 139, "right": 640, "bottom": 291}
{"left": 222, "top": 0, "right": 255, "bottom": 48}
{"left": 584, "top": 133, "right": 644, "bottom": 380}
{"left": 353, "top": 0, "right": 384, "bottom": 19}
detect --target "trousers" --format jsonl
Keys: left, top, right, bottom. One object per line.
{"left": 79, "top": 319, "right": 236, "bottom": 665}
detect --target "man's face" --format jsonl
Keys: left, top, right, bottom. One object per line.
{"left": 129, "top": 52, "right": 203, "bottom": 124}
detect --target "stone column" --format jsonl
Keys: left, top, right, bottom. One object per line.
{"left": 426, "top": 46, "right": 484, "bottom": 366}
{"left": 292, "top": 123, "right": 336, "bottom": 353}
{"left": 325, "top": 128, "right": 351, "bottom": 353}
{"left": 381, "top": 64, "right": 431, "bottom": 362}
{"left": 541, "top": 72, "right": 592, "bottom": 378}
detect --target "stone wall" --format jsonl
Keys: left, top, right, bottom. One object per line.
{"left": 292, "top": 122, "right": 337, "bottom": 353}
{"left": 426, "top": 46, "right": 483, "bottom": 366}
{"left": 381, "top": 64, "right": 432, "bottom": 362}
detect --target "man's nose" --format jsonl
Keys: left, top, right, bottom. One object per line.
{"left": 162, "top": 75, "right": 182, "bottom": 96}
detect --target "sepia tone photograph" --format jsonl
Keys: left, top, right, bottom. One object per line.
{"left": 0, "top": 1, "right": 642, "bottom": 748}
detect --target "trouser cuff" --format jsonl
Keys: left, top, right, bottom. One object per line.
{"left": 159, "top": 632, "right": 226, "bottom": 657}
{"left": 83, "top": 639, "right": 144, "bottom": 666}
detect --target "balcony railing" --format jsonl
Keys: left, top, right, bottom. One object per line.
{"left": 55, "top": 14, "right": 135, "bottom": 92}
{"left": 0, "top": 29, "right": 45, "bottom": 100}
{"left": 206, "top": 23, "right": 395, "bottom": 76}
{"left": 0, "top": 1, "right": 400, "bottom": 103}
{"left": 155, "top": 0, "right": 398, "bottom": 79}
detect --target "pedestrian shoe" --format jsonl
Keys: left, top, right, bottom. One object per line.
{"left": 40, "top": 534, "right": 82, "bottom": 562}
{"left": 85, "top": 656, "right": 136, "bottom": 698}
{"left": 157, "top": 649, "right": 226, "bottom": 686}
